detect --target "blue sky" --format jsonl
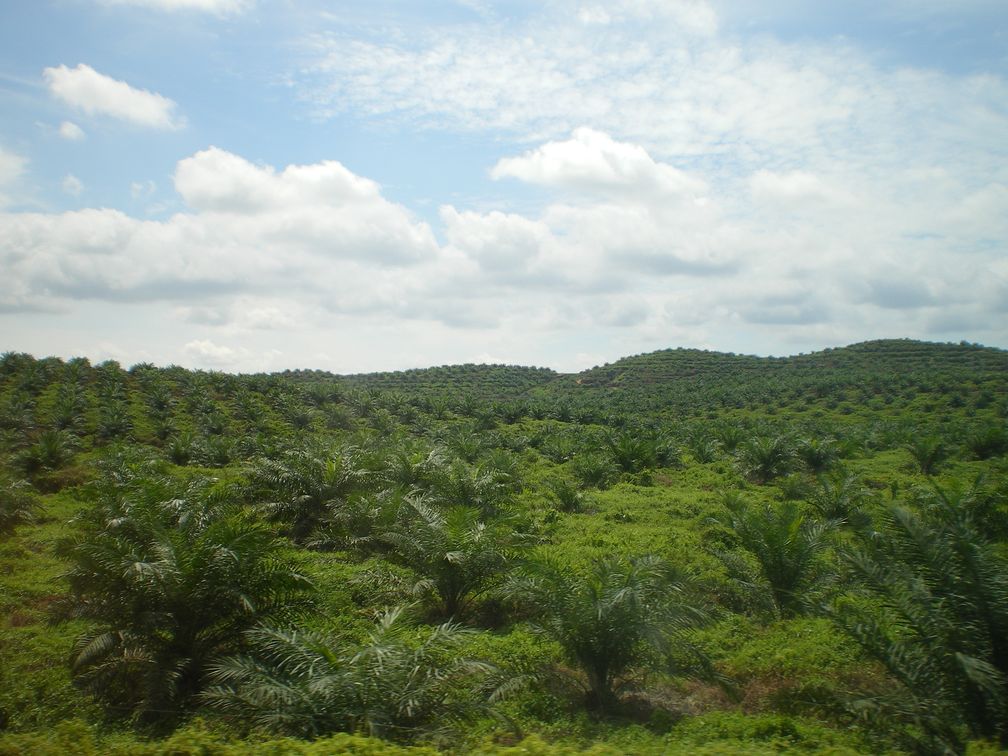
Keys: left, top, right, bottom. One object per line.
{"left": 0, "top": 0, "right": 1006, "bottom": 373}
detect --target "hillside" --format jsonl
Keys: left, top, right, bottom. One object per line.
{"left": 535, "top": 339, "right": 1008, "bottom": 419}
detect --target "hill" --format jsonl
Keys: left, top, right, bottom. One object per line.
{"left": 533, "top": 339, "right": 1008, "bottom": 419}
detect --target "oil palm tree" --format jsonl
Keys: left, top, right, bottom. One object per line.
{"left": 57, "top": 480, "right": 313, "bottom": 725}
{"left": 905, "top": 433, "right": 948, "bottom": 476}
{"left": 797, "top": 436, "right": 839, "bottom": 474}
{"left": 202, "top": 606, "right": 502, "bottom": 742}
{"left": 829, "top": 491, "right": 1008, "bottom": 752}
{"left": 808, "top": 470, "right": 873, "bottom": 530}
{"left": 511, "top": 555, "right": 709, "bottom": 712}
{"left": 427, "top": 458, "right": 510, "bottom": 516}
{"left": 252, "top": 444, "right": 371, "bottom": 544}
{"left": 379, "top": 498, "right": 515, "bottom": 620}
{"left": 713, "top": 496, "right": 836, "bottom": 617}
{"left": 736, "top": 435, "right": 795, "bottom": 484}
{"left": 0, "top": 474, "right": 41, "bottom": 535}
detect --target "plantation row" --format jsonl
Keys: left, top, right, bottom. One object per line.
{"left": 1, "top": 343, "right": 1007, "bottom": 754}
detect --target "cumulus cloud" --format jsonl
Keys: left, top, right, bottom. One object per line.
{"left": 173, "top": 147, "right": 438, "bottom": 263}
{"left": 58, "top": 121, "right": 85, "bottom": 140}
{"left": 182, "top": 339, "right": 246, "bottom": 368}
{"left": 749, "top": 170, "right": 854, "bottom": 207}
{"left": 492, "top": 127, "right": 707, "bottom": 199}
{"left": 278, "top": 1, "right": 1005, "bottom": 362}
{"left": 862, "top": 279, "right": 939, "bottom": 310}
{"left": 43, "top": 64, "right": 184, "bottom": 129}
{"left": 450, "top": 131, "right": 733, "bottom": 288}
{"left": 0, "top": 147, "right": 439, "bottom": 315}
{"left": 440, "top": 206, "right": 549, "bottom": 273}
{"left": 578, "top": 0, "right": 718, "bottom": 34}
{"left": 297, "top": 0, "right": 1007, "bottom": 199}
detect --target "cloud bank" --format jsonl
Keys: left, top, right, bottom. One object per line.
{"left": 1, "top": 125, "right": 1004, "bottom": 370}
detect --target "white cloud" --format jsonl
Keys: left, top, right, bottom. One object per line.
{"left": 58, "top": 121, "right": 85, "bottom": 140}
{"left": 43, "top": 64, "right": 184, "bottom": 129}
{"left": 175, "top": 147, "right": 381, "bottom": 212}
{"left": 440, "top": 206, "right": 549, "bottom": 273}
{"left": 1, "top": 105, "right": 1005, "bottom": 368}
{"left": 172, "top": 147, "right": 437, "bottom": 263}
{"left": 749, "top": 170, "right": 853, "bottom": 206}
{"left": 0, "top": 147, "right": 440, "bottom": 316}
{"left": 491, "top": 127, "right": 706, "bottom": 199}
{"left": 182, "top": 339, "right": 246, "bottom": 368}
{"left": 99, "top": 0, "right": 250, "bottom": 13}
{"left": 61, "top": 174, "right": 84, "bottom": 196}
{"left": 579, "top": 0, "right": 719, "bottom": 34}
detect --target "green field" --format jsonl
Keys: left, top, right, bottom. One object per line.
{"left": 1, "top": 340, "right": 1006, "bottom": 754}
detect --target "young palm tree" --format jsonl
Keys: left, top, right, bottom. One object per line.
{"left": 606, "top": 431, "right": 658, "bottom": 474}
{"left": 829, "top": 492, "right": 1008, "bottom": 752}
{"left": 512, "top": 555, "right": 709, "bottom": 712}
{"left": 736, "top": 435, "right": 795, "bottom": 484}
{"left": 252, "top": 444, "right": 370, "bottom": 544}
{"left": 905, "top": 433, "right": 948, "bottom": 476}
{"left": 797, "top": 436, "right": 839, "bottom": 474}
{"left": 964, "top": 423, "right": 1008, "bottom": 461}
{"left": 379, "top": 498, "right": 514, "bottom": 620}
{"left": 571, "top": 452, "right": 618, "bottom": 490}
{"left": 202, "top": 606, "right": 501, "bottom": 741}
{"left": 808, "top": 470, "right": 873, "bottom": 530}
{"left": 714, "top": 496, "right": 836, "bottom": 617}
{"left": 51, "top": 384, "right": 88, "bottom": 434}
{"left": 20, "top": 428, "right": 77, "bottom": 475}
{"left": 380, "top": 444, "right": 446, "bottom": 491}
{"left": 57, "top": 475, "right": 313, "bottom": 725}
{"left": 427, "top": 458, "right": 510, "bottom": 516}
{"left": 0, "top": 474, "right": 41, "bottom": 535}
{"left": 910, "top": 475, "right": 1008, "bottom": 541}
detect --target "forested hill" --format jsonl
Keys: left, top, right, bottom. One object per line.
{"left": 302, "top": 338, "right": 1007, "bottom": 401}
{"left": 538, "top": 339, "right": 1008, "bottom": 417}
{"left": 339, "top": 363, "right": 557, "bottom": 398}
{"left": 568, "top": 339, "right": 1007, "bottom": 388}
{"left": 4, "top": 340, "right": 1004, "bottom": 431}
{"left": 295, "top": 339, "right": 1006, "bottom": 419}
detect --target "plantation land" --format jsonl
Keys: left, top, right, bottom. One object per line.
{"left": 1, "top": 339, "right": 1006, "bottom": 754}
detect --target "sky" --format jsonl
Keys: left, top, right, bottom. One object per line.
{"left": 0, "top": 0, "right": 1006, "bottom": 374}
